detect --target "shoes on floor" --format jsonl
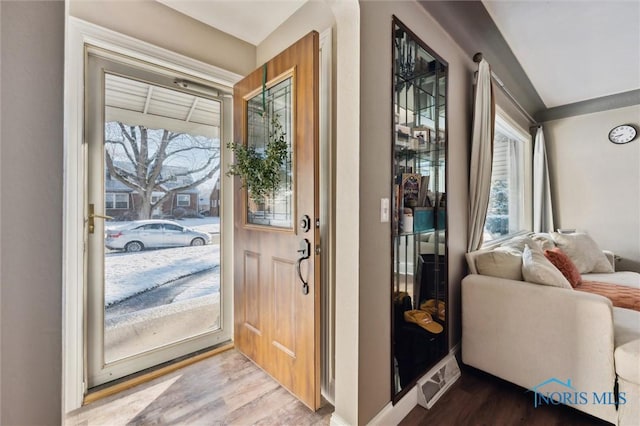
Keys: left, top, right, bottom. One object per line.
{"left": 404, "top": 309, "right": 443, "bottom": 334}
{"left": 420, "top": 299, "right": 446, "bottom": 321}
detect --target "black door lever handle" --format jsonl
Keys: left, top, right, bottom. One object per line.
{"left": 297, "top": 238, "right": 311, "bottom": 294}
{"left": 297, "top": 238, "right": 311, "bottom": 259}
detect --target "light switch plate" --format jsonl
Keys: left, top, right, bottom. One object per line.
{"left": 380, "top": 198, "right": 390, "bottom": 222}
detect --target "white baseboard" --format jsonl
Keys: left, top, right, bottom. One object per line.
{"left": 330, "top": 412, "right": 352, "bottom": 426}
{"left": 366, "top": 344, "right": 461, "bottom": 426}
{"left": 366, "top": 387, "right": 418, "bottom": 426}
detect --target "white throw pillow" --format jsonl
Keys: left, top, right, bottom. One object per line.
{"left": 522, "top": 244, "right": 572, "bottom": 289}
{"left": 475, "top": 250, "right": 523, "bottom": 281}
{"left": 551, "top": 232, "right": 614, "bottom": 274}
{"left": 500, "top": 235, "right": 540, "bottom": 253}
{"left": 532, "top": 233, "right": 556, "bottom": 251}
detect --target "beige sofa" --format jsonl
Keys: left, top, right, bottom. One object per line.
{"left": 462, "top": 233, "right": 640, "bottom": 425}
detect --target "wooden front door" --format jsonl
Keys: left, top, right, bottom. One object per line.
{"left": 233, "top": 32, "right": 320, "bottom": 410}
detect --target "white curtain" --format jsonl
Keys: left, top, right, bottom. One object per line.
{"left": 533, "top": 126, "right": 554, "bottom": 232}
{"left": 467, "top": 59, "right": 495, "bottom": 252}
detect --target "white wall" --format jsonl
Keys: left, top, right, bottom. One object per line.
{"left": 1, "top": 1, "right": 64, "bottom": 423}
{"left": 328, "top": 2, "right": 361, "bottom": 424}
{"left": 545, "top": 105, "right": 640, "bottom": 272}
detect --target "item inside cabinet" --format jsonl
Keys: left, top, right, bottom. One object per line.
{"left": 391, "top": 16, "right": 448, "bottom": 401}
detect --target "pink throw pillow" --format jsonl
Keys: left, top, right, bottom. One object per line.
{"left": 544, "top": 248, "right": 582, "bottom": 288}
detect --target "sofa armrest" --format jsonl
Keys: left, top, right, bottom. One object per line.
{"left": 462, "top": 274, "right": 617, "bottom": 422}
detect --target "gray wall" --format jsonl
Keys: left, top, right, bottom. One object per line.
{"left": 1, "top": 1, "right": 65, "bottom": 424}
{"left": 545, "top": 105, "right": 640, "bottom": 272}
{"left": 69, "top": 0, "right": 256, "bottom": 77}
{"left": 359, "top": 1, "right": 475, "bottom": 422}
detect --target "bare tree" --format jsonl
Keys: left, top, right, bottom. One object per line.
{"left": 105, "top": 122, "right": 220, "bottom": 219}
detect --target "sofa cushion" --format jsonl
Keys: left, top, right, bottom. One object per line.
{"left": 551, "top": 232, "right": 614, "bottom": 274}
{"left": 475, "top": 250, "right": 523, "bottom": 280}
{"left": 615, "top": 340, "right": 640, "bottom": 384}
{"left": 418, "top": 230, "right": 445, "bottom": 243}
{"left": 613, "top": 307, "right": 640, "bottom": 347}
{"left": 583, "top": 271, "right": 640, "bottom": 288}
{"left": 613, "top": 306, "right": 640, "bottom": 387}
{"left": 545, "top": 248, "right": 582, "bottom": 287}
{"left": 419, "top": 242, "right": 446, "bottom": 255}
{"left": 576, "top": 281, "right": 640, "bottom": 311}
{"left": 522, "top": 244, "right": 572, "bottom": 289}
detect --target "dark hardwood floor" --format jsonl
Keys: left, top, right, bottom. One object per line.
{"left": 400, "top": 366, "right": 612, "bottom": 426}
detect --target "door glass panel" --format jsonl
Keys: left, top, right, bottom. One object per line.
{"left": 246, "top": 76, "right": 294, "bottom": 229}
{"left": 102, "top": 73, "right": 222, "bottom": 363}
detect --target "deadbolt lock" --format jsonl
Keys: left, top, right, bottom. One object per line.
{"left": 300, "top": 215, "right": 311, "bottom": 233}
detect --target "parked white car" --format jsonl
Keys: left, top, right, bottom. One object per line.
{"left": 106, "top": 219, "right": 211, "bottom": 252}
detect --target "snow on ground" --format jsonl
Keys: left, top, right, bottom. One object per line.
{"left": 171, "top": 268, "right": 220, "bottom": 303}
{"left": 178, "top": 217, "right": 220, "bottom": 234}
{"left": 105, "top": 244, "right": 220, "bottom": 306}
{"left": 106, "top": 216, "right": 220, "bottom": 234}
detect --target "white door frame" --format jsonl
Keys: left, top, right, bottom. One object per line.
{"left": 64, "top": 15, "right": 338, "bottom": 416}
{"left": 63, "top": 17, "right": 242, "bottom": 412}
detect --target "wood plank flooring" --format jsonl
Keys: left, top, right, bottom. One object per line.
{"left": 400, "top": 366, "right": 612, "bottom": 426}
{"left": 66, "top": 349, "right": 333, "bottom": 425}
{"left": 67, "top": 352, "right": 612, "bottom": 425}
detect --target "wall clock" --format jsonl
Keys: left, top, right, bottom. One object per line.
{"left": 608, "top": 124, "right": 637, "bottom": 144}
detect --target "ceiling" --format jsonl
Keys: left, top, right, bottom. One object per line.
{"left": 156, "top": 0, "right": 638, "bottom": 113}
{"left": 157, "top": 0, "right": 308, "bottom": 46}
{"left": 483, "top": 1, "right": 640, "bottom": 109}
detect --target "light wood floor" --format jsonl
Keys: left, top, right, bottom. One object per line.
{"left": 66, "top": 349, "right": 333, "bottom": 425}
{"left": 400, "top": 366, "right": 611, "bottom": 426}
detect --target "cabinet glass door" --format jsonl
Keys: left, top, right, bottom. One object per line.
{"left": 391, "top": 17, "right": 448, "bottom": 401}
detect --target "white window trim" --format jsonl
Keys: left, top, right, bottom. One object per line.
{"left": 114, "top": 193, "right": 129, "bottom": 209}
{"left": 495, "top": 109, "right": 529, "bottom": 142}
{"left": 176, "top": 194, "right": 191, "bottom": 207}
{"left": 63, "top": 17, "right": 241, "bottom": 413}
{"left": 482, "top": 107, "right": 533, "bottom": 245}
{"left": 105, "top": 193, "right": 114, "bottom": 209}
{"left": 105, "top": 192, "right": 129, "bottom": 209}
{"left": 501, "top": 109, "right": 533, "bottom": 235}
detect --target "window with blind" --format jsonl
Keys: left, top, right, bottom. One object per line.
{"left": 484, "top": 112, "right": 531, "bottom": 242}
